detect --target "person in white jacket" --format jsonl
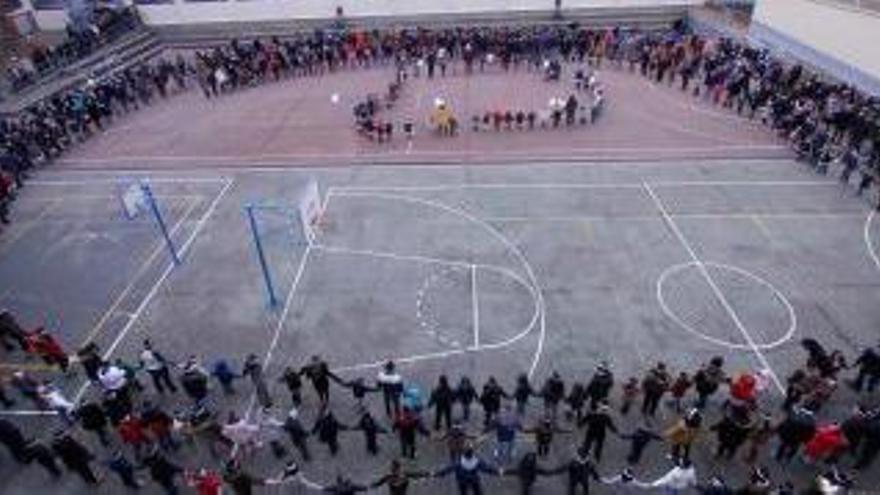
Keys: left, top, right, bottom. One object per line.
{"left": 647, "top": 458, "right": 697, "bottom": 494}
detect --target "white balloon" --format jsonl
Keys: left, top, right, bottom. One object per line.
{"left": 330, "top": 93, "right": 340, "bottom": 104}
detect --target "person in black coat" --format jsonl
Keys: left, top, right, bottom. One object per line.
{"left": 774, "top": 406, "right": 816, "bottom": 463}
{"left": 513, "top": 374, "right": 536, "bottom": 417}
{"left": 78, "top": 400, "right": 111, "bottom": 446}
{"left": 480, "top": 377, "right": 509, "bottom": 427}
{"left": 540, "top": 372, "right": 566, "bottom": 420}
{"left": 507, "top": 452, "right": 558, "bottom": 495}
{"left": 578, "top": 401, "right": 618, "bottom": 463}
{"left": 312, "top": 408, "right": 347, "bottom": 456}
{"left": 585, "top": 363, "right": 614, "bottom": 411}
{"left": 283, "top": 406, "right": 311, "bottom": 461}
{"left": 51, "top": 431, "right": 101, "bottom": 484}
{"left": 618, "top": 422, "right": 663, "bottom": 466}
{"left": 279, "top": 366, "right": 303, "bottom": 405}
{"left": 852, "top": 344, "right": 880, "bottom": 393}
{"left": 0, "top": 418, "right": 29, "bottom": 463}
{"left": 547, "top": 446, "right": 601, "bottom": 495}
{"left": 25, "top": 438, "right": 62, "bottom": 478}
{"left": 301, "top": 355, "right": 338, "bottom": 406}
{"left": 143, "top": 447, "right": 183, "bottom": 494}
{"left": 428, "top": 375, "right": 456, "bottom": 431}
{"left": 352, "top": 410, "right": 386, "bottom": 456}
{"left": 456, "top": 376, "right": 478, "bottom": 422}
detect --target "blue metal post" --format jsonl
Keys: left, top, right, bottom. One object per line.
{"left": 141, "top": 183, "right": 181, "bottom": 265}
{"left": 245, "top": 204, "right": 278, "bottom": 307}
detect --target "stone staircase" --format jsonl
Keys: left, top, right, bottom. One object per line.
{"left": 0, "top": 28, "right": 161, "bottom": 115}
{"left": 156, "top": 5, "right": 689, "bottom": 48}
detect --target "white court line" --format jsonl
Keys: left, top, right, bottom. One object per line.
{"left": 79, "top": 196, "right": 202, "bottom": 347}
{"left": 483, "top": 212, "right": 867, "bottom": 222}
{"left": 49, "top": 156, "right": 797, "bottom": 173}
{"left": 471, "top": 264, "right": 479, "bottom": 349}
{"left": 29, "top": 177, "right": 227, "bottom": 186}
{"left": 642, "top": 182, "right": 785, "bottom": 394}
{"left": 73, "top": 178, "right": 235, "bottom": 402}
{"left": 54, "top": 144, "right": 789, "bottom": 165}
{"left": 864, "top": 210, "right": 880, "bottom": 273}
{"left": 330, "top": 191, "right": 546, "bottom": 378}
{"left": 329, "top": 180, "right": 832, "bottom": 193}
{"left": 24, "top": 194, "right": 202, "bottom": 202}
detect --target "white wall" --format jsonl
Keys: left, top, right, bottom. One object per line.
{"left": 32, "top": 0, "right": 699, "bottom": 30}
{"left": 750, "top": 0, "right": 880, "bottom": 94}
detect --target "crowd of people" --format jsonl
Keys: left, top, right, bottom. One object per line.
{"left": 2, "top": 306, "right": 880, "bottom": 493}
{"left": 5, "top": 21, "right": 880, "bottom": 230}
{"left": 0, "top": 54, "right": 191, "bottom": 233}
{"left": 4, "top": 6, "right": 143, "bottom": 94}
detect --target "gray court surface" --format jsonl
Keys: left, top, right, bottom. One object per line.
{"left": 1, "top": 157, "right": 879, "bottom": 493}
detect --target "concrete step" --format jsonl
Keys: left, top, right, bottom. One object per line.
{"left": 156, "top": 6, "right": 687, "bottom": 46}
{"left": 0, "top": 30, "right": 162, "bottom": 114}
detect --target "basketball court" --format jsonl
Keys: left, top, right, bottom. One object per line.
{"left": 3, "top": 155, "right": 880, "bottom": 492}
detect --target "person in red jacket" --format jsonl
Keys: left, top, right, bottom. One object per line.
{"left": 24, "top": 327, "right": 70, "bottom": 372}
{"left": 187, "top": 468, "right": 223, "bottom": 495}
{"left": 803, "top": 423, "right": 848, "bottom": 464}
{"left": 118, "top": 414, "right": 151, "bottom": 459}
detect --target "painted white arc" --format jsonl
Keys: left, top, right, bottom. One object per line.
{"left": 643, "top": 182, "right": 785, "bottom": 394}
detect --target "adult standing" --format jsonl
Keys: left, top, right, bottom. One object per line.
{"left": 578, "top": 401, "right": 618, "bottom": 463}
{"left": 243, "top": 354, "right": 273, "bottom": 409}
{"left": 51, "top": 430, "right": 102, "bottom": 485}
{"left": 140, "top": 339, "right": 178, "bottom": 394}
{"left": 428, "top": 375, "right": 456, "bottom": 431}
{"left": 25, "top": 438, "right": 62, "bottom": 478}
{"left": 377, "top": 361, "right": 404, "bottom": 417}
{"left": 435, "top": 446, "right": 499, "bottom": 495}
{"left": 143, "top": 447, "right": 184, "bottom": 495}
{"left": 0, "top": 419, "right": 30, "bottom": 463}
{"left": 78, "top": 400, "right": 112, "bottom": 446}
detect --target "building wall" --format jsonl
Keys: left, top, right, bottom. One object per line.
{"left": 749, "top": 0, "right": 880, "bottom": 95}
{"left": 30, "top": 0, "right": 700, "bottom": 30}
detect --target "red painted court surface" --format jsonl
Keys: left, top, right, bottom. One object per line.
{"left": 58, "top": 62, "right": 787, "bottom": 169}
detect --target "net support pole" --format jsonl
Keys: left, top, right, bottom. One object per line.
{"left": 245, "top": 204, "right": 279, "bottom": 308}
{"left": 142, "top": 183, "right": 181, "bottom": 265}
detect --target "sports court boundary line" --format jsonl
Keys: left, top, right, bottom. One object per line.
{"left": 471, "top": 264, "right": 479, "bottom": 349}
{"left": 53, "top": 149, "right": 794, "bottom": 171}
{"left": 864, "top": 210, "right": 880, "bottom": 274}
{"left": 79, "top": 196, "right": 203, "bottom": 348}
{"left": 642, "top": 182, "right": 785, "bottom": 394}
{"left": 71, "top": 178, "right": 235, "bottom": 404}
{"left": 330, "top": 180, "right": 834, "bottom": 193}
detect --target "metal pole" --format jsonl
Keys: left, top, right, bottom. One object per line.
{"left": 142, "top": 183, "right": 181, "bottom": 265}
{"left": 245, "top": 204, "right": 278, "bottom": 307}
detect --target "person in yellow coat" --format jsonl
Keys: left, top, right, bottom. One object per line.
{"left": 430, "top": 99, "right": 454, "bottom": 136}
